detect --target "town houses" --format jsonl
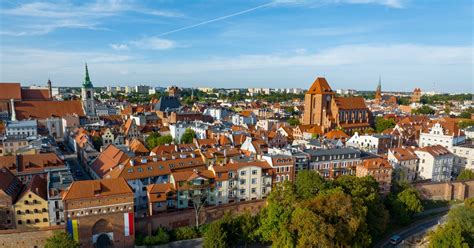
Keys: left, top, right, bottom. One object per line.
{"left": 0, "top": 70, "right": 472, "bottom": 247}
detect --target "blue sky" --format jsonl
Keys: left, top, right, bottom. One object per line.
{"left": 0, "top": 0, "right": 472, "bottom": 92}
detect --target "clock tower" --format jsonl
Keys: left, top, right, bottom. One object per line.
{"left": 81, "top": 63, "right": 96, "bottom": 116}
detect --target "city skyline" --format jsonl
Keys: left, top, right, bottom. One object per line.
{"left": 0, "top": 0, "right": 473, "bottom": 92}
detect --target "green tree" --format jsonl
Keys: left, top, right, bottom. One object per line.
{"left": 459, "top": 107, "right": 474, "bottom": 119}
{"left": 295, "top": 170, "right": 329, "bottom": 200}
{"left": 335, "top": 175, "right": 390, "bottom": 238}
{"left": 157, "top": 135, "right": 173, "bottom": 146}
{"left": 457, "top": 169, "right": 474, "bottom": 181}
{"left": 181, "top": 128, "right": 196, "bottom": 144}
{"left": 428, "top": 201, "right": 474, "bottom": 247}
{"left": 458, "top": 120, "right": 474, "bottom": 129}
{"left": 171, "top": 226, "right": 200, "bottom": 241}
{"left": 388, "top": 187, "right": 423, "bottom": 224}
{"left": 374, "top": 116, "right": 396, "bottom": 133}
{"left": 288, "top": 117, "right": 300, "bottom": 126}
{"left": 291, "top": 190, "right": 371, "bottom": 247}
{"left": 92, "top": 136, "right": 103, "bottom": 151}
{"left": 235, "top": 212, "right": 260, "bottom": 246}
{"left": 45, "top": 231, "right": 80, "bottom": 248}
{"left": 145, "top": 132, "right": 161, "bottom": 149}
{"left": 143, "top": 227, "right": 170, "bottom": 245}
{"left": 258, "top": 181, "right": 297, "bottom": 247}
{"left": 412, "top": 105, "right": 435, "bottom": 115}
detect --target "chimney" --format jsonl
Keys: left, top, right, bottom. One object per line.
{"left": 10, "top": 99, "right": 16, "bottom": 121}
{"left": 35, "top": 187, "right": 39, "bottom": 194}
{"left": 47, "top": 79, "right": 52, "bottom": 100}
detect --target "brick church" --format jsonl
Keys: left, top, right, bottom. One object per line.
{"left": 302, "top": 77, "right": 372, "bottom": 132}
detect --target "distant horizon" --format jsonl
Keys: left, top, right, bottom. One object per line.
{"left": 1, "top": 1, "right": 472, "bottom": 93}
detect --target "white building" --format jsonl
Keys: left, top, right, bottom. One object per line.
{"left": 135, "top": 85, "right": 150, "bottom": 94}
{"left": 419, "top": 121, "right": 466, "bottom": 149}
{"left": 450, "top": 143, "right": 474, "bottom": 175}
{"left": 203, "top": 108, "right": 229, "bottom": 121}
{"left": 231, "top": 112, "right": 256, "bottom": 126}
{"left": 210, "top": 161, "right": 273, "bottom": 205}
{"left": 346, "top": 132, "right": 393, "bottom": 154}
{"left": 5, "top": 120, "right": 38, "bottom": 138}
{"left": 169, "top": 123, "right": 189, "bottom": 142}
{"left": 414, "top": 145, "right": 455, "bottom": 182}
{"left": 388, "top": 147, "right": 419, "bottom": 182}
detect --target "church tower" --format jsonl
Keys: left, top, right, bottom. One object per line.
{"left": 302, "top": 77, "right": 334, "bottom": 126}
{"left": 81, "top": 63, "right": 96, "bottom": 116}
{"left": 374, "top": 76, "right": 382, "bottom": 104}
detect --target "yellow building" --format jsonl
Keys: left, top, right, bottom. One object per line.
{"left": 14, "top": 175, "right": 50, "bottom": 229}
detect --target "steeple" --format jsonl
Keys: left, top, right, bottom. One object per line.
{"left": 47, "top": 78, "right": 52, "bottom": 99}
{"left": 83, "top": 63, "right": 93, "bottom": 88}
{"left": 377, "top": 75, "right": 381, "bottom": 92}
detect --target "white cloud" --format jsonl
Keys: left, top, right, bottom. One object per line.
{"left": 110, "top": 44, "right": 130, "bottom": 51}
{"left": 0, "top": 1, "right": 183, "bottom": 36}
{"left": 1, "top": 44, "right": 471, "bottom": 92}
{"left": 129, "top": 37, "right": 176, "bottom": 50}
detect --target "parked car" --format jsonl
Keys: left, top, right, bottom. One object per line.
{"left": 390, "top": 235, "right": 402, "bottom": 245}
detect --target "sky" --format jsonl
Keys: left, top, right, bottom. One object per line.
{"left": 0, "top": 0, "right": 472, "bottom": 92}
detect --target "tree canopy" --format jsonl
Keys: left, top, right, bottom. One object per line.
{"left": 45, "top": 231, "right": 80, "bottom": 248}
{"left": 457, "top": 169, "right": 474, "bottom": 181}
{"left": 181, "top": 128, "right": 196, "bottom": 144}
{"left": 374, "top": 116, "right": 396, "bottom": 133}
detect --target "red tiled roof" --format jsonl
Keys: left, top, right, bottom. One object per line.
{"left": 14, "top": 100, "right": 84, "bottom": 120}
{"left": 362, "top": 157, "right": 392, "bottom": 170}
{"left": 416, "top": 145, "right": 452, "bottom": 157}
{"left": 19, "top": 174, "right": 48, "bottom": 201}
{"left": 21, "top": 89, "right": 50, "bottom": 100}
{"left": 0, "top": 153, "right": 65, "bottom": 174}
{"left": 0, "top": 168, "right": 23, "bottom": 201}
{"left": 307, "top": 77, "right": 332, "bottom": 94}
{"left": 62, "top": 178, "right": 132, "bottom": 201}
{"left": 334, "top": 97, "right": 367, "bottom": 110}
{"left": 0, "top": 83, "right": 22, "bottom": 101}
{"left": 91, "top": 144, "right": 130, "bottom": 178}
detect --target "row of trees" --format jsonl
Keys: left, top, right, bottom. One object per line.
{"left": 201, "top": 171, "right": 424, "bottom": 247}
{"left": 145, "top": 129, "right": 196, "bottom": 149}
{"left": 427, "top": 198, "right": 474, "bottom": 247}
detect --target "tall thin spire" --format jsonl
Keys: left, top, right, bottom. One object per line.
{"left": 377, "top": 75, "right": 381, "bottom": 91}
{"left": 83, "top": 63, "right": 93, "bottom": 88}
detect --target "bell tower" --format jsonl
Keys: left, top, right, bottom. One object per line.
{"left": 81, "top": 63, "right": 96, "bottom": 116}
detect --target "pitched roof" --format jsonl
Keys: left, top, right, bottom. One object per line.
{"left": 123, "top": 118, "right": 135, "bottom": 135}
{"left": 334, "top": 96, "right": 368, "bottom": 110}
{"left": 129, "top": 138, "right": 149, "bottom": 153}
{"left": 0, "top": 168, "right": 23, "bottom": 202}
{"left": 390, "top": 147, "right": 419, "bottom": 161}
{"left": 14, "top": 100, "right": 85, "bottom": 120}
{"left": 0, "top": 83, "right": 22, "bottom": 101}
{"left": 19, "top": 174, "right": 47, "bottom": 201}
{"left": 307, "top": 77, "right": 332, "bottom": 94}
{"left": 324, "top": 129, "right": 349, "bottom": 139}
{"left": 416, "top": 145, "right": 452, "bottom": 157}
{"left": 62, "top": 178, "right": 132, "bottom": 201}
{"left": 147, "top": 183, "right": 175, "bottom": 202}
{"left": 90, "top": 144, "right": 130, "bottom": 178}
{"left": 0, "top": 153, "right": 65, "bottom": 174}
{"left": 361, "top": 157, "right": 392, "bottom": 170}
{"left": 154, "top": 96, "right": 181, "bottom": 112}
{"left": 21, "top": 89, "right": 50, "bottom": 100}
{"left": 212, "top": 160, "right": 272, "bottom": 173}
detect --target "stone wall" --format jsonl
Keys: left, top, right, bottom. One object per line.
{"left": 414, "top": 179, "right": 474, "bottom": 201}
{"left": 0, "top": 225, "right": 64, "bottom": 248}
{"left": 136, "top": 199, "right": 266, "bottom": 235}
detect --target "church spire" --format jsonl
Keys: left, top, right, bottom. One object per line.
{"left": 83, "top": 63, "right": 93, "bottom": 88}
{"left": 377, "top": 75, "right": 381, "bottom": 92}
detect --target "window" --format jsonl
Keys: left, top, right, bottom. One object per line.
{"left": 252, "top": 170, "right": 257, "bottom": 175}
{"left": 240, "top": 171, "right": 246, "bottom": 176}
{"left": 217, "top": 182, "right": 222, "bottom": 187}
{"left": 43, "top": 218, "right": 48, "bottom": 222}
{"left": 240, "top": 179, "right": 246, "bottom": 185}
{"left": 251, "top": 188, "right": 256, "bottom": 194}
{"left": 17, "top": 220, "right": 22, "bottom": 225}
{"left": 26, "top": 219, "right": 31, "bottom": 224}
{"left": 24, "top": 200, "right": 29, "bottom": 205}
{"left": 17, "top": 210, "right": 21, "bottom": 215}
{"left": 240, "top": 189, "right": 246, "bottom": 195}
{"left": 251, "top": 178, "right": 257, "bottom": 184}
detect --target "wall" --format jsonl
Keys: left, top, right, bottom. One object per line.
{"left": 0, "top": 225, "right": 64, "bottom": 248}
{"left": 136, "top": 199, "right": 266, "bottom": 235}
{"left": 415, "top": 179, "right": 474, "bottom": 201}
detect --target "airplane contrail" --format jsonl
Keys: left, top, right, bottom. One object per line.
{"left": 158, "top": 2, "right": 275, "bottom": 37}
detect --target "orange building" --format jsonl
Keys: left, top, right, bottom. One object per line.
{"left": 357, "top": 157, "right": 393, "bottom": 194}
{"left": 62, "top": 178, "right": 135, "bottom": 248}
{"left": 302, "top": 77, "right": 372, "bottom": 132}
